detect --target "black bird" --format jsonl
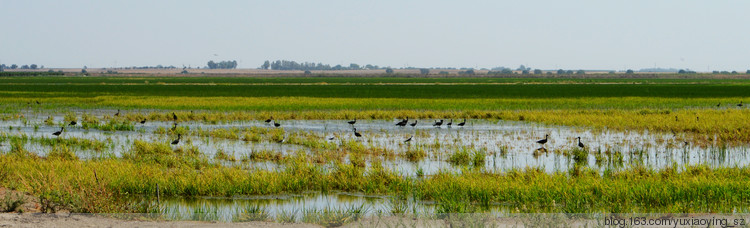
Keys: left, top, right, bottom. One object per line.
{"left": 171, "top": 123, "right": 178, "bottom": 131}
{"left": 68, "top": 121, "right": 77, "bottom": 126}
{"left": 446, "top": 119, "right": 453, "bottom": 128}
{"left": 114, "top": 109, "right": 120, "bottom": 117}
{"left": 172, "top": 112, "right": 178, "bottom": 121}
{"left": 717, "top": 103, "right": 721, "bottom": 107}
{"left": 739, "top": 101, "right": 744, "bottom": 107}
{"left": 265, "top": 116, "right": 273, "bottom": 123}
{"left": 140, "top": 119, "right": 146, "bottom": 124}
{"left": 353, "top": 128, "right": 362, "bottom": 138}
{"left": 273, "top": 121, "right": 281, "bottom": 128}
{"left": 536, "top": 134, "right": 549, "bottom": 146}
{"left": 52, "top": 127, "right": 64, "bottom": 136}
{"left": 457, "top": 118, "right": 466, "bottom": 127}
{"left": 348, "top": 118, "right": 357, "bottom": 126}
{"left": 404, "top": 136, "right": 413, "bottom": 143}
{"left": 36, "top": 100, "right": 41, "bottom": 105}
{"left": 433, "top": 119, "right": 443, "bottom": 127}
{"left": 576, "top": 137, "right": 584, "bottom": 148}
{"left": 328, "top": 136, "right": 335, "bottom": 140}
{"left": 277, "top": 136, "right": 286, "bottom": 143}
{"left": 171, "top": 134, "right": 181, "bottom": 145}
{"left": 396, "top": 117, "right": 408, "bottom": 127}
{"left": 409, "top": 120, "right": 418, "bottom": 127}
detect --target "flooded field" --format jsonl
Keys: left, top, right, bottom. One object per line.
{"left": 3, "top": 108, "right": 750, "bottom": 220}
{"left": 3, "top": 110, "right": 749, "bottom": 175}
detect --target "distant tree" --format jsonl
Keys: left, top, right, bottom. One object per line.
{"left": 364, "top": 64, "right": 376, "bottom": 70}
{"left": 30, "top": 64, "right": 38, "bottom": 69}
{"left": 261, "top": 60, "right": 270, "bottom": 70}
{"left": 10, "top": 64, "right": 18, "bottom": 69}
{"left": 207, "top": 60, "right": 237, "bottom": 69}
{"left": 385, "top": 68, "right": 394, "bottom": 74}
{"left": 20, "top": 65, "right": 29, "bottom": 69}
{"left": 678, "top": 69, "right": 686, "bottom": 74}
{"left": 304, "top": 70, "right": 312, "bottom": 75}
{"left": 609, "top": 71, "right": 616, "bottom": 74}
{"left": 81, "top": 69, "right": 88, "bottom": 74}
{"left": 565, "top": 70, "right": 574, "bottom": 74}
{"left": 521, "top": 70, "right": 529, "bottom": 75}
{"left": 349, "top": 63, "right": 360, "bottom": 69}
{"left": 712, "top": 71, "right": 720, "bottom": 74}
{"left": 556, "top": 69, "right": 565, "bottom": 74}
{"left": 439, "top": 71, "right": 449, "bottom": 75}
{"left": 720, "top": 71, "right": 730, "bottom": 74}
{"left": 625, "top": 69, "right": 634, "bottom": 74}
{"left": 517, "top": 65, "right": 528, "bottom": 71}
{"left": 732, "top": 71, "right": 738, "bottom": 74}
{"left": 181, "top": 69, "right": 189, "bottom": 74}
{"left": 576, "top": 70, "right": 585, "bottom": 75}
{"left": 533, "top": 69, "right": 542, "bottom": 74}
{"left": 747, "top": 70, "right": 750, "bottom": 74}
{"left": 501, "top": 68, "right": 513, "bottom": 74}
{"left": 0, "top": 64, "right": 5, "bottom": 71}
{"left": 419, "top": 68, "right": 430, "bottom": 75}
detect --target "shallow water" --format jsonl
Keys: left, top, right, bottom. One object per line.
{"left": 1, "top": 111, "right": 749, "bottom": 176}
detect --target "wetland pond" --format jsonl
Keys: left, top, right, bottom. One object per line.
{"left": 2, "top": 110, "right": 749, "bottom": 221}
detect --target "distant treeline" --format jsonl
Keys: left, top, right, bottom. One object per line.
{"left": 0, "top": 71, "right": 64, "bottom": 76}
{"left": 207, "top": 60, "right": 237, "bottom": 69}
{"left": 0, "top": 64, "right": 43, "bottom": 70}
{"left": 260, "top": 60, "right": 385, "bottom": 71}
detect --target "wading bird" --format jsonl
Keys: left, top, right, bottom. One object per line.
{"left": 446, "top": 119, "right": 453, "bottom": 128}
{"left": 404, "top": 136, "right": 413, "bottom": 143}
{"left": 353, "top": 128, "right": 362, "bottom": 138}
{"left": 265, "top": 116, "right": 273, "bottom": 123}
{"left": 69, "top": 121, "right": 77, "bottom": 126}
{"left": 717, "top": 103, "right": 721, "bottom": 107}
{"left": 457, "top": 118, "right": 466, "bottom": 127}
{"left": 171, "top": 123, "right": 178, "bottom": 131}
{"left": 36, "top": 100, "right": 41, "bottom": 105}
{"left": 52, "top": 127, "right": 64, "bottom": 136}
{"left": 433, "top": 119, "right": 443, "bottom": 127}
{"left": 273, "top": 121, "right": 281, "bottom": 128}
{"left": 173, "top": 112, "right": 178, "bottom": 121}
{"left": 409, "top": 120, "right": 418, "bottom": 127}
{"left": 576, "top": 137, "right": 584, "bottom": 148}
{"left": 140, "top": 119, "right": 146, "bottom": 124}
{"left": 396, "top": 117, "right": 408, "bottom": 127}
{"left": 739, "top": 101, "right": 744, "bottom": 107}
{"left": 171, "top": 134, "right": 181, "bottom": 145}
{"left": 277, "top": 136, "right": 286, "bottom": 143}
{"left": 328, "top": 136, "right": 335, "bottom": 140}
{"left": 114, "top": 109, "right": 120, "bottom": 117}
{"left": 348, "top": 118, "right": 357, "bottom": 126}
{"left": 536, "top": 134, "right": 549, "bottom": 147}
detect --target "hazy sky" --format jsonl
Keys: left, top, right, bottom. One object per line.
{"left": 2, "top": 0, "right": 749, "bottom": 71}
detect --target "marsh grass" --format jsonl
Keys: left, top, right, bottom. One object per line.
{"left": 232, "top": 204, "right": 270, "bottom": 222}
{"left": 1, "top": 192, "right": 26, "bottom": 213}
{"left": 276, "top": 208, "right": 299, "bottom": 223}
{"left": 403, "top": 146, "right": 427, "bottom": 162}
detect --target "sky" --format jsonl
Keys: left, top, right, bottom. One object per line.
{"left": 1, "top": 0, "right": 749, "bottom": 71}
